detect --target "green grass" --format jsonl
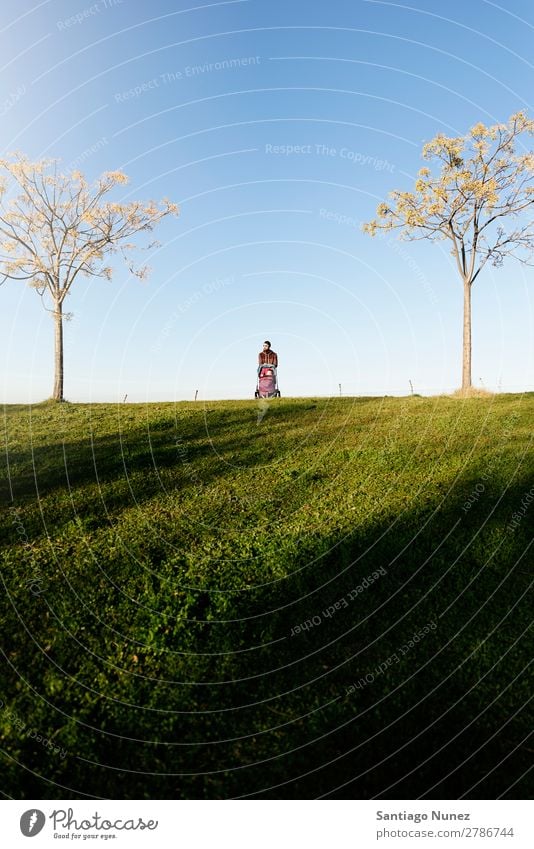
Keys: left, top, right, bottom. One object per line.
{"left": 1, "top": 394, "right": 533, "bottom": 799}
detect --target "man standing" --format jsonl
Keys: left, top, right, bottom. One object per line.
{"left": 258, "top": 340, "right": 278, "bottom": 367}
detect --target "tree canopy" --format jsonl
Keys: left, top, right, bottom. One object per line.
{"left": 363, "top": 111, "right": 534, "bottom": 283}
{"left": 0, "top": 152, "right": 179, "bottom": 302}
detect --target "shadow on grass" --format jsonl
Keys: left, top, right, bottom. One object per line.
{"left": 1, "top": 401, "right": 329, "bottom": 521}
{"left": 0, "top": 466, "right": 532, "bottom": 800}
{"left": 2, "top": 398, "right": 324, "bottom": 474}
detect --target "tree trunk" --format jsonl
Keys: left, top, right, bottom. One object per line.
{"left": 462, "top": 278, "right": 472, "bottom": 391}
{"left": 52, "top": 300, "right": 64, "bottom": 401}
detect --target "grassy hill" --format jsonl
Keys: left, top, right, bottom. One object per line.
{"left": 1, "top": 394, "right": 533, "bottom": 799}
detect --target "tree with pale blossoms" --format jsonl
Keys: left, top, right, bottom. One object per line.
{"left": 363, "top": 112, "right": 534, "bottom": 392}
{"left": 0, "top": 153, "right": 179, "bottom": 401}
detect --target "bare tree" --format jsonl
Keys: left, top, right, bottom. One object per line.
{"left": 0, "top": 153, "right": 179, "bottom": 400}
{"left": 363, "top": 111, "right": 534, "bottom": 392}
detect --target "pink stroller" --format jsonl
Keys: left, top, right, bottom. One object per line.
{"left": 255, "top": 364, "right": 281, "bottom": 398}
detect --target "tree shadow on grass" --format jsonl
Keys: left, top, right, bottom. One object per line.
{"left": 0, "top": 402, "right": 327, "bottom": 543}
{"left": 174, "top": 467, "right": 531, "bottom": 801}
{"left": 0, "top": 399, "right": 378, "bottom": 546}
{"left": 1, "top": 399, "right": 338, "bottom": 496}
{"left": 1, "top": 467, "right": 532, "bottom": 800}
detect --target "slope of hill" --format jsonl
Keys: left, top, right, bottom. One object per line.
{"left": 1, "top": 394, "right": 533, "bottom": 799}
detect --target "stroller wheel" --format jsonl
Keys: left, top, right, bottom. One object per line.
{"left": 275, "top": 390, "right": 281, "bottom": 398}
{"left": 254, "top": 390, "right": 259, "bottom": 398}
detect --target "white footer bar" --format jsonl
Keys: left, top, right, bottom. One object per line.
{"left": 2, "top": 799, "right": 532, "bottom": 848}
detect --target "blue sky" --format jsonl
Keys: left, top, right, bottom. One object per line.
{"left": 1, "top": 0, "right": 533, "bottom": 402}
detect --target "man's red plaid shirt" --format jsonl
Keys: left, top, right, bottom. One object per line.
{"left": 258, "top": 349, "right": 278, "bottom": 366}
